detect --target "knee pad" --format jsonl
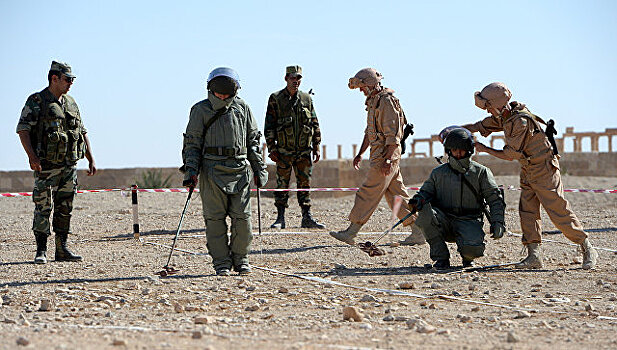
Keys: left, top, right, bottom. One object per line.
{"left": 459, "top": 244, "right": 485, "bottom": 260}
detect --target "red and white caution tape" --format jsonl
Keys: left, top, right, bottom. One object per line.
{"left": 2, "top": 186, "right": 617, "bottom": 198}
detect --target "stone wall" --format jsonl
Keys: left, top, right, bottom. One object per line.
{"left": 2, "top": 152, "right": 616, "bottom": 194}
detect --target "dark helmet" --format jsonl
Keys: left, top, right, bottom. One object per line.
{"left": 207, "top": 67, "right": 240, "bottom": 95}
{"left": 443, "top": 128, "right": 474, "bottom": 157}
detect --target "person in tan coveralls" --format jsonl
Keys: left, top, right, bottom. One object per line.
{"left": 462, "top": 82, "right": 598, "bottom": 270}
{"left": 330, "top": 68, "right": 423, "bottom": 244}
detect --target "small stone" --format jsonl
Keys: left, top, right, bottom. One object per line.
{"left": 194, "top": 315, "right": 213, "bottom": 324}
{"left": 39, "top": 299, "right": 53, "bottom": 312}
{"left": 428, "top": 304, "right": 437, "bottom": 310}
{"left": 278, "top": 287, "right": 289, "bottom": 293}
{"left": 112, "top": 339, "right": 126, "bottom": 346}
{"left": 334, "top": 264, "right": 347, "bottom": 270}
{"left": 452, "top": 290, "right": 461, "bottom": 296}
{"left": 185, "top": 305, "right": 199, "bottom": 312}
{"left": 585, "top": 303, "right": 595, "bottom": 312}
{"left": 245, "top": 304, "right": 260, "bottom": 312}
{"left": 437, "top": 329, "right": 451, "bottom": 335}
{"left": 507, "top": 332, "right": 519, "bottom": 343}
{"left": 360, "top": 294, "right": 377, "bottom": 302}
{"left": 16, "top": 337, "right": 30, "bottom": 346}
{"left": 389, "top": 242, "right": 400, "bottom": 247}
{"left": 471, "top": 306, "right": 480, "bottom": 312}
{"left": 192, "top": 331, "right": 202, "bottom": 339}
{"left": 141, "top": 288, "right": 151, "bottom": 295}
{"left": 383, "top": 315, "right": 395, "bottom": 322}
{"left": 399, "top": 282, "right": 415, "bottom": 289}
{"left": 514, "top": 310, "right": 532, "bottom": 319}
{"left": 430, "top": 283, "right": 442, "bottom": 289}
{"left": 417, "top": 324, "right": 437, "bottom": 333}
{"left": 358, "top": 323, "right": 372, "bottom": 330}
{"left": 174, "top": 303, "right": 184, "bottom": 313}
{"left": 457, "top": 314, "right": 472, "bottom": 323}
{"left": 342, "top": 306, "right": 363, "bottom": 322}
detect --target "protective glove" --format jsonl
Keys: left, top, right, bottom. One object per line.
{"left": 268, "top": 151, "right": 280, "bottom": 163}
{"left": 490, "top": 222, "right": 505, "bottom": 240}
{"left": 408, "top": 197, "right": 424, "bottom": 213}
{"left": 182, "top": 168, "right": 198, "bottom": 188}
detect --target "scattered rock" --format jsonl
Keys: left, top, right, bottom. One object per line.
{"left": 278, "top": 287, "right": 289, "bottom": 293}
{"left": 452, "top": 290, "right": 461, "bottom": 296}
{"left": 507, "top": 332, "right": 519, "bottom": 343}
{"left": 360, "top": 294, "right": 377, "bottom": 302}
{"left": 174, "top": 303, "right": 184, "bottom": 313}
{"left": 471, "top": 306, "right": 480, "bottom": 312}
{"left": 399, "top": 282, "right": 415, "bottom": 289}
{"left": 245, "top": 304, "right": 260, "bottom": 312}
{"left": 457, "top": 314, "right": 472, "bottom": 323}
{"left": 383, "top": 315, "right": 395, "bottom": 322}
{"left": 16, "top": 337, "right": 30, "bottom": 346}
{"left": 194, "top": 315, "right": 213, "bottom": 324}
{"left": 585, "top": 303, "right": 595, "bottom": 312}
{"left": 334, "top": 264, "right": 347, "bottom": 270}
{"left": 192, "top": 331, "right": 202, "bottom": 339}
{"left": 39, "top": 299, "right": 53, "bottom": 312}
{"left": 417, "top": 324, "right": 437, "bottom": 334}
{"left": 514, "top": 310, "right": 531, "bottom": 319}
{"left": 430, "top": 283, "right": 442, "bottom": 289}
{"left": 342, "top": 306, "right": 363, "bottom": 322}
{"left": 437, "top": 329, "right": 451, "bottom": 335}
{"left": 112, "top": 339, "right": 127, "bottom": 346}
{"left": 358, "top": 323, "right": 372, "bottom": 330}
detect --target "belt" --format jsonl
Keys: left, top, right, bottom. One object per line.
{"left": 203, "top": 147, "right": 246, "bottom": 157}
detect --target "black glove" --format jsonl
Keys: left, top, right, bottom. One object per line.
{"left": 182, "top": 168, "right": 198, "bottom": 188}
{"left": 408, "top": 197, "right": 424, "bottom": 212}
{"left": 490, "top": 222, "right": 505, "bottom": 240}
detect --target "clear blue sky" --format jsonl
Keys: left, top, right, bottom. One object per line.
{"left": 1, "top": 0, "right": 615, "bottom": 170}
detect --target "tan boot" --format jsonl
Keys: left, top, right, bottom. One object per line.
{"left": 329, "top": 223, "right": 362, "bottom": 245}
{"left": 514, "top": 243, "right": 543, "bottom": 269}
{"left": 399, "top": 225, "right": 426, "bottom": 246}
{"left": 581, "top": 238, "right": 598, "bottom": 270}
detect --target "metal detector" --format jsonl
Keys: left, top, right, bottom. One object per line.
{"left": 156, "top": 185, "right": 194, "bottom": 276}
{"left": 358, "top": 209, "right": 417, "bottom": 257}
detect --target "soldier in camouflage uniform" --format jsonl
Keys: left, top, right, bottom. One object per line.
{"left": 182, "top": 67, "right": 268, "bottom": 276}
{"left": 264, "top": 65, "right": 324, "bottom": 229}
{"left": 17, "top": 61, "right": 96, "bottom": 264}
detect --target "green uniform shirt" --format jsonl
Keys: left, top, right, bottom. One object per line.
{"left": 264, "top": 88, "right": 321, "bottom": 156}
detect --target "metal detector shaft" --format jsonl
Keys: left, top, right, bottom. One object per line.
{"left": 164, "top": 186, "right": 194, "bottom": 268}
{"left": 256, "top": 187, "right": 262, "bottom": 236}
{"left": 373, "top": 209, "right": 416, "bottom": 245}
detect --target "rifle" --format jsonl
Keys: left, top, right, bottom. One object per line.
{"left": 545, "top": 119, "right": 559, "bottom": 155}
{"left": 400, "top": 123, "right": 414, "bottom": 154}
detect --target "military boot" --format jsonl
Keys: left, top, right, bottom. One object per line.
{"left": 301, "top": 206, "right": 325, "bottom": 229}
{"left": 399, "top": 225, "right": 426, "bottom": 246}
{"left": 514, "top": 243, "right": 542, "bottom": 269}
{"left": 55, "top": 233, "right": 82, "bottom": 262}
{"left": 232, "top": 254, "right": 251, "bottom": 276}
{"left": 270, "top": 206, "right": 285, "bottom": 229}
{"left": 34, "top": 233, "right": 48, "bottom": 264}
{"left": 329, "top": 223, "right": 362, "bottom": 245}
{"left": 580, "top": 238, "right": 598, "bottom": 270}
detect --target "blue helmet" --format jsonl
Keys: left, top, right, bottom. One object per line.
{"left": 207, "top": 67, "right": 240, "bottom": 88}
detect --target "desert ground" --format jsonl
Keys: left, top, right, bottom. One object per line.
{"left": 1, "top": 175, "right": 616, "bottom": 350}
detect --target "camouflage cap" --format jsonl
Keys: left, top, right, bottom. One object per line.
{"left": 50, "top": 61, "right": 75, "bottom": 78}
{"left": 285, "top": 65, "right": 302, "bottom": 77}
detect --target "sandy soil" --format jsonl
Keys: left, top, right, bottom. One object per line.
{"left": 1, "top": 175, "right": 617, "bottom": 349}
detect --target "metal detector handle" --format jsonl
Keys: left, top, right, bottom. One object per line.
{"left": 373, "top": 208, "right": 417, "bottom": 245}
{"left": 164, "top": 185, "right": 194, "bottom": 268}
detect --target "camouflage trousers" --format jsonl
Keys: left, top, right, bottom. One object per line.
{"left": 274, "top": 153, "right": 313, "bottom": 208}
{"left": 32, "top": 166, "right": 77, "bottom": 237}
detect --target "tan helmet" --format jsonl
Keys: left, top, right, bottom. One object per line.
{"left": 348, "top": 68, "right": 383, "bottom": 89}
{"left": 474, "top": 82, "right": 512, "bottom": 110}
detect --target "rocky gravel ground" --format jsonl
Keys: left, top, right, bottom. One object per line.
{"left": 1, "top": 175, "right": 617, "bottom": 349}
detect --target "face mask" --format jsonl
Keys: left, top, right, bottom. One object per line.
{"left": 448, "top": 154, "right": 471, "bottom": 173}
{"left": 208, "top": 91, "right": 234, "bottom": 111}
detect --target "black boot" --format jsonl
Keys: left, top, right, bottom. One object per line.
{"left": 55, "top": 233, "right": 82, "bottom": 262}
{"left": 34, "top": 234, "right": 48, "bottom": 264}
{"left": 270, "top": 206, "right": 286, "bottom": 229}
{"left": 301, "top": 207, "right": 325, "bottom": 229}
{"left": 433, "top": 259, "right": 450, "bottom": 270}
{"left": 462, "top": 258, "right": 474, "bottom": 268}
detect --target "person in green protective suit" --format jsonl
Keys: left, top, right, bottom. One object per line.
{"left": 409, "top": 128, "right": 506, "bottom": 270}
{"left": 182, "top": 67, "right": 268, "bottom": 276}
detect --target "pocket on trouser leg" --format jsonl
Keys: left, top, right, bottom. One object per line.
{"left": 230, "top": 218, "right": 252, "bottom": 255}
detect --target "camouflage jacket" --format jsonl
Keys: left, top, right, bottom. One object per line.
{"left": 182, "top": 96, "right": 266, "bottom": 183}
{"left": 412, "top": 160, "right": 505, "bottom": 224}
{"left": 264, "top": 88, "right": 321, "bottom": 156}
{"left": 16, "top": 87, "right": 87, "bottom": 169}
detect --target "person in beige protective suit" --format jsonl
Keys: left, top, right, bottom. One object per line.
{"left": 462, "top": 82, "right": 598, "bottom": 270}
{"left": 330, "top": 68, "right": 423, "bottom": 244}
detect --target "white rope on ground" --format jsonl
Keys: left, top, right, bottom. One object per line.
{"left": 137, "top": 237, "right": 557, "bottom": 314}
{"left": 508, "top": 232, "right": 617, "bottom": 253}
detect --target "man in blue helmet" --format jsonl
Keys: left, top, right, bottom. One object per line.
{"left": 409, "top": 127, "right": 506, "bottom": 269}
{"left": 181, "top": 67, "right": 268, "bottom": 276}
